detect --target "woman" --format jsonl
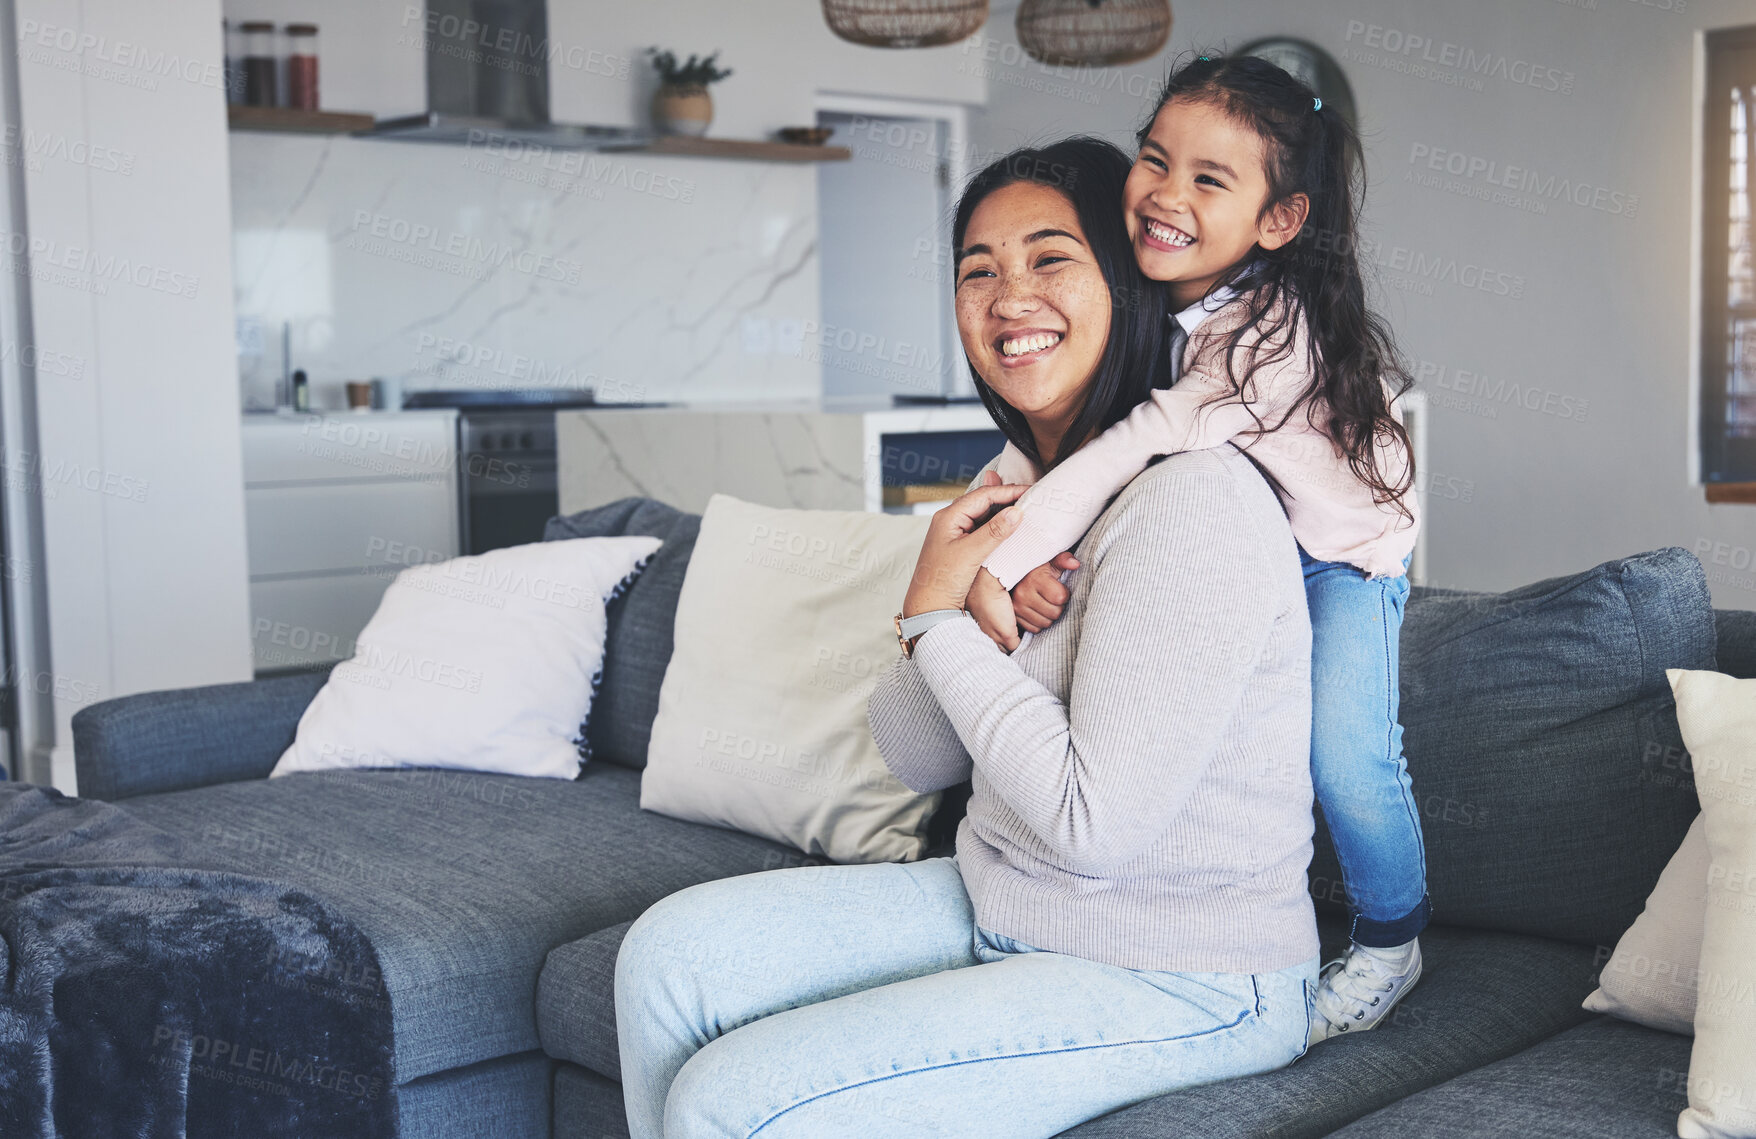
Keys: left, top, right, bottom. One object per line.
{"left": 614, "top": 138, "right": 1319, "bottom": 1138}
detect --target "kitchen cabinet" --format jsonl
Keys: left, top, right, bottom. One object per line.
{"left": 242, "top": 410, "right": 459, "bottom": 672}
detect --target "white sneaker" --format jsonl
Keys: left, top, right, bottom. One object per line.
{"left": 1307, "top": 938, "right": 1423, "bottom": 1047}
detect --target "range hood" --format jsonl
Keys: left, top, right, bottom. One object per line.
{"left": 365, "top": 0, "right": 649, "bottom": 149}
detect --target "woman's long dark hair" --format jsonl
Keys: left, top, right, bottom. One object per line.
{"left": 1142, "top": 53, "right": 1416, "bottom": 516}
{"left": 951, "top": 137, "right": 1174, "bottom": 471}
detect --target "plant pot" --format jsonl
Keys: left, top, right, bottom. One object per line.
{"left": 653, "top": 85, "right": 713, "bottom": 137}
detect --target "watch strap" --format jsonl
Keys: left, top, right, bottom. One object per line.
{"left": 898, "top": 608, "right": 966, "bottom": 641}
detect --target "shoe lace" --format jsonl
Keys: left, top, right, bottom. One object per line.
{"left": 1315, "top": 951, "right": 1398, "bottom": 1025}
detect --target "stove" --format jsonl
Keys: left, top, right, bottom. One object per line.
{"left": 402, "top": 388, "right": 605, "bottom": 411}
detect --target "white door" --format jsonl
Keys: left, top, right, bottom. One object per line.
{"left": 816, "top": 109, "right": 965, "bottom": 402}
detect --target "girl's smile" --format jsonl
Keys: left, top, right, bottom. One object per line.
{"left": 1139, "top": 216, "right": 1195, "bottom": 251}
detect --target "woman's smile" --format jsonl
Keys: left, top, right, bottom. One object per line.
{"left": 996, "top": 328, "right": 1065, "bottom": 366}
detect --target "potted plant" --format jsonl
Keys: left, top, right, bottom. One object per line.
{"left": 647, "top": 49, "right": 732, "bottom": 137}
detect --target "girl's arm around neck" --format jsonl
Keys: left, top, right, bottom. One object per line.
{"left": 981, "top": 368, "right": 1269, "bottom": 590}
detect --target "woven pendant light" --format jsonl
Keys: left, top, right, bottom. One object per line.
{"left": 1016, "top": 0, "right": 1171, "bottom": 68}
{"left": 821, "top": 0, "right": 989, "bottom": 49}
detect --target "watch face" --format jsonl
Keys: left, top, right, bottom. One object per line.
{"left": 1238, "top": 37, "right": 1358, "bottom": 130}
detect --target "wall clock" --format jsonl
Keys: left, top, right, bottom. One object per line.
{"left": 1238, "top": 37, "right": 1358, "bottom": 131}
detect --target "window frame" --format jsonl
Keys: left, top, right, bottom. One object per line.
{"left": 1701, "top": 27, "right": 1756, "bottom": 490}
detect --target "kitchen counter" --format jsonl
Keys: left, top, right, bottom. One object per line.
{"left": 556, "top": 399, "right": 1004, "bottom": 516}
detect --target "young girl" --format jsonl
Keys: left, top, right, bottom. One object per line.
{"left": 968, "top": 54, "right": 1429, "bottom": 1046}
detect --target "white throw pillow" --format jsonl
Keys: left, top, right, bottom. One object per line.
{"left": 640, "top": 494, "right": 938, "bottom": 863}
{"left": 1582, "top": 814, "right": 1708, "bottom": 1036}
{"left": 272, "top": 536, "right": 661, "bottom": 781}
{"left": 1669, "top": 669, "right": 1756, "bottom": 1139}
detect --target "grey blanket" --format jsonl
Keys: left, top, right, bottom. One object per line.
{"left": 0, "top": 784, "right": 395, "bottom": 1137}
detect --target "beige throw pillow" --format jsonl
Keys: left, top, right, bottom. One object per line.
{"left": 1670, "top": 668, "right": 1756, "bottom": 1139}
{"left": 640, "top": 494, "right": 939, "bottom": 863}
{"left": 1582, "top": 813, "right": 1709, "bottom": 1036}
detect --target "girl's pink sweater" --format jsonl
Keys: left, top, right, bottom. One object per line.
{"left": 981, "top": 286, "right": 1420, "bottom": 589}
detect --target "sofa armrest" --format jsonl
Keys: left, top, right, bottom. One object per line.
{"left": 72, "top": 668, "right": 331, "bottom": 801}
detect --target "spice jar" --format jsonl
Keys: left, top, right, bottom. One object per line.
{"left": 284, "top": 24, "right": 320, "bottom": 111}
{"left": 239, "top": 21, "right": 277, "bottom": 107}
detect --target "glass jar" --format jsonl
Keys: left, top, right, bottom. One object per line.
{"left": 239, "top": 21, "right": 277, "bottom": 107}
{"left": 284, "top": 24, "right": 320, "bottom": 111}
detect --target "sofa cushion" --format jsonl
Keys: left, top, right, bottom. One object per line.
{"left": 1054, "top": 916, "right": 1599, "bottom": 1138}
{"left": 1324, "top": 1016, "right": 1690, "bottom": 1138}
{"left": 554, "top": 1064, "right": 633, "bottom": 1139}
{"left": 397, "top": 1051, "right": 553, "bottom": 1139}
{"left": 121, "top": 765, "right": 799, "bottom": 1084}
{"left": 546, "top": 498, "right": 701, "bottom": 770}
{"left": 1309, "top": 549, "right": 1715, "bottom": 948}
{"left": 528, "top": 914, "right": 1598, "bottom": 1139}
{"left": 1717, "top": 608, "right": 1756, "bottom": 679}
{"left": 539, "top": 920, "right": 633, "bottom": 1080}
{"left": 272, "top": 535, "right": 660, "bottom": 781}
{"left": 1668, "top": 668, "right": 1756, "bottom": 1139}
{"left": 1583, "top": 813, "right": 1707, "bottom": 1036}
{"left": 642, "top": 494, "right": 940, "bottom": 864}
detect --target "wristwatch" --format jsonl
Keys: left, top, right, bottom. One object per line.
{"left": 894, "top": 609, "right": 965, "bottom": 659}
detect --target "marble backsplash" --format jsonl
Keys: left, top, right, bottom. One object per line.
{"left": 229, "top": 130, "right": 821, "bottom": 410}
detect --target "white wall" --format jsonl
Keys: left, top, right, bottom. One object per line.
{"left": 542, "top": 0, "right": 985, "bottom": 132}
{"left": 966, "top": 0, "right": 1756, "bottom": 610}
{"left": 12, "top": 0, "right": 254, "bottom": 787}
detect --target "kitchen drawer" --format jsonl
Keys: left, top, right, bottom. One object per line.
{"left": 246, "top": 480, "right": 457, "bottom": 577}
{"left": 242, "top": 411, "right": 457, "bottom": 485}
{"left": 250, "top": 573, "right": 392, "bottom": 671}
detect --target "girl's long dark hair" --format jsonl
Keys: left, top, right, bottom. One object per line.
{"left": 951, "top": 137, "right": 1174, "bottom": 471}
{"left": 1143, "top": 53, "right": 1415, "bottom": 516}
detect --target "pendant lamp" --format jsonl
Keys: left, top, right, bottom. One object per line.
{"left": 821, "top": 0, "right": 989, "bottom": 49}
{"left": 1015, "top": 0, "right": 1172, "bottom": 68}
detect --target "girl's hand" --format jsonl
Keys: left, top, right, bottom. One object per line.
{"left": 901, "top": 474, "right": 1027, "bottom": 622}
{"left": 967, "top": 567, "right": 1021, "bottom": 652}
{"left": 1012, "top": 552, "right": 1080, "bottom": 633}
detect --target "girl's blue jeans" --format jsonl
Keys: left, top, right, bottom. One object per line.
{"left": 1301, "top": 545, "right": 1431, "bottom": 947}
{"left": 615, "top": 856, "right": 1317, "bottom": 1138}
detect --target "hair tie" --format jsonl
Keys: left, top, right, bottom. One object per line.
{"left": 1313, "top": 97, "right": 1323, "bottom": 111}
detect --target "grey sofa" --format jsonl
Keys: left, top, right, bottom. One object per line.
{"left": 70, "top": 494, "right": 1756, "bottom": 1139}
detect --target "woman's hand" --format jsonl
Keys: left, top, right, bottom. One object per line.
{"left": 902, "top": 474, "right": 1027, "bottom": 623}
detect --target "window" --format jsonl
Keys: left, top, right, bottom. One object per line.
{"left": 1703, "top": 28, "right": 1756, "bottom": 488}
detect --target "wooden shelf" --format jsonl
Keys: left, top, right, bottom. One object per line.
{"left": 616, "top": 135, "right": 851, "bottom": 163}
{"left": 1706, "top": 482, "right": 1756, "bottom": 504}
{"left": 228, "top": 106, "right": 376, "bottom": 135}
{"left": 226, "top": 110, "right": 850, "bottom": 162}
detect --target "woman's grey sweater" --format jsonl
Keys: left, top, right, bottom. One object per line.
{"left": 868, "top": 445, "right": 1319, "bottom": 974}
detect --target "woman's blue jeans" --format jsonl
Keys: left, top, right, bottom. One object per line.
{"left": 615, "top": 856, "right": 1317, "bottom": 1138}
{"left": 1301, "top": 546, "right": 1431, "bottom": 947}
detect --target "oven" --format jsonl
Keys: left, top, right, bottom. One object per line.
{"left": 404, "top": 388, "right": 666, "bottom": 556}
{"left": 459, "top": 408, "right": 560, "bottom": 555}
